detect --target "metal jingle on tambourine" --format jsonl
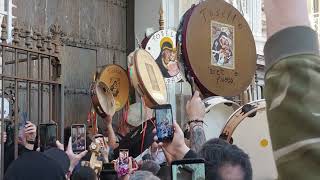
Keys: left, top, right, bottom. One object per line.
{"left": 90, "top": 81, "right": 116, "bottom": 118}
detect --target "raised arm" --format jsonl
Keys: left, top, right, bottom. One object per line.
{"left": 105, "top": 115, "right": 119, "bottom": 149}
{"left": 265, "top": 0, "right": 310, "bottom": 38}
{"left": 264, "top": 0, "right": 320, "bottom": 179}
{"left": 186, "top": 91, "right": 206, "bottom": 153}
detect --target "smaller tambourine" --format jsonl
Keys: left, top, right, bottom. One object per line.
{"left": 132, "top": 49, "right": 168, "bottom": 108}
{"left": 90, "top": 81, "right": 115, "bottom": 118}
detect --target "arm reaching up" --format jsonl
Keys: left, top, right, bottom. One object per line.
{"left": 264, "top": 0, "right": 320, "bottom": 179}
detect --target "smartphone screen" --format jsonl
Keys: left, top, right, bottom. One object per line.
{"left": 171, "top": 159, "right": 206, "bottom": 180}
{"left": 118, "top": 149, "right": 129, "bottom": 174}
{"left": 39, "top": 123, "right": 57, "bottom": 152}
{"left": 71, "top": 124, "right": 86, "bottom": 153}
{"left": 155, "top": 104, "right": 174, "bottom": 142}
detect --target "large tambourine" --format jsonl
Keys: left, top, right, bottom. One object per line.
{"left": 98, "top": 64, "right": 130, "bottom": 111}
{"left": 90, "top": 81, "right": 115, "bottom": 118}
{"left": 180, "top": 0, "right": 256, "bottom": 96}
{"left": 203, "top": 96, "right": 240, "bottom": 140}
{"left": 131, "top": 49, "right": 167, "bottom": 108}
{"left": 220, "top": 100, "right": 278, "bottom": 179}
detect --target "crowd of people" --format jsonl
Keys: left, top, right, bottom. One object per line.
{"left": 1, "top": 0, "right": 320, "bottom": 179}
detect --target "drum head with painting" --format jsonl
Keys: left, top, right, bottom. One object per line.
{"left": 134, "top": 49, "right": 167, "bottom": 107}
{"left": 184, "top": 0, "right": 256, "bottom": 96}
{"left": 145, "top": 30, "right": 183, "bottom": 84}
{"left": 99, "top": 64, "right": 129, "bottom": 111}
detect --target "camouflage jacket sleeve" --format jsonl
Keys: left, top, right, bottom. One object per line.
{"left": 264, "top": 26, "right": 320, "bottom": 180}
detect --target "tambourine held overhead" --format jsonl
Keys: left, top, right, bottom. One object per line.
{"left": 132, "top": 49, "right": 168, "bottom": 108}
{"left": 98, "top": 64, "right": 130, "bottom": 112}
{"left": 90, "top": 81, "right": 116, "bottom": 118}
{"left": 182, "top": 0, "right": 256, "bottom": 96}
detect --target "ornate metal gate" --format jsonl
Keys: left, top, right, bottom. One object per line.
{"left": 0, "top": 17, "right": 64, "bottom": 177}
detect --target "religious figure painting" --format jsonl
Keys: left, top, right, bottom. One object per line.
{"left": 211, "top": 21, "right": 235, "bottom": 69}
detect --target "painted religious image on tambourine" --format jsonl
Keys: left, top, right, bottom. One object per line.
{"left": 109, "top": 77, "right": 120, "bottom": 97}
{"left": 211, "top": 21, "right": 235, "bottom": 70}
{"left": 145, "top": 30, "right": 183, "bottom": 84}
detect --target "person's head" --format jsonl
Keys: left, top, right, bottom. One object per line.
{"left": 4, "top": 151, "right": 68, "bottom": 180}
{"left": 129, "top": 170, "right": 160, "bottom": 180}
{"left": 198, "top": 138, "right": 252, "bottom": 180}
{"left": 71, "top": 166, "right": 97, "bottom": 180}
{"left": 140, "top": 160, "right": 161, "bottom": 175}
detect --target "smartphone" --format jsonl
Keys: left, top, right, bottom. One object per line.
{"left": 171, "top": 159, "right": 206, "bottom": 180}
{"left": 154, "top": 104, "right": 174, "bottom": 142}
{"left": 18, "top": 112, "right": 28, "bottom": 141}
{"left": 117, "top": 149, "right": 129, "bottom": 175}
{"left": 71, "top": 124, "right": 86, "bottom": 153}
{"left": 39, "top": 123, "right": 58, "bottom": 152}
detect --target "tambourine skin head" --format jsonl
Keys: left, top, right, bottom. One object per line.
{"left": 184, "top": 0, "right": 256, "bottom": 96}
{"left": 90, "top": 81, "right": 116, "bottom": 118}
{"left": 134, "top": 49, "right": 168, "bottom": 107}
{"left": 98, "top": 64, "right": 130, "bottom": 112}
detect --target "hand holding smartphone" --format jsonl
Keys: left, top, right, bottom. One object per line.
{"left": 39, "top": 123, "right": 58, "bottom": 152}
{"left": 71, "top": 124, "right": 86, "bottom": 153}
{"left": 154, "top": 104, "right": 174, "bottom": 142}
{"left": 117, "top": 149, "right": 129, "bottom": 177}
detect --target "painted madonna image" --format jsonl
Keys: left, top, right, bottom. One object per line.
{"left": 211, "top": 21, "right": 235, "bottom": 69}
{"left": 155, "top": 38, "right": 180, "bottom": 79}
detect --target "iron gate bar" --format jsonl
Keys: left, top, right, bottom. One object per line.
{"left": 1, "top": 43, "right": 58, "bottom": 57}
{"left": 27, "top": 52, "right": 30, "bottom": 126}
{"left": 1, "top": 76, "right": 4, "bottom": 178}
{"left": 49, "top": 56, "right": 52, "bottom": 122}
{"left": 14, "top": 48, "right": 18, "bottom": 160}
{"left": 37, "top": 54, "right": 41, "bottom": 126}
{"left": 0, "top": 75, "right": 60, "bottom": 84}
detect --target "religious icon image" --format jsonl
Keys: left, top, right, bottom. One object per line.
{"left": 109, "top": 77, "right": 120, "bottom": 97}
{"left": 155, "top": 37, "right": 180, "bottom": 78}
{"left": 211, "top": 21, "right": 235, "bottom": 69}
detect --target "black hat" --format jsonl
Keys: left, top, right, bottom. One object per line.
{"left": 43, "top": 148, "right": 70, "bottom": 174}
{"left": 4, "top": 151, "right": 66, "bottom": 180}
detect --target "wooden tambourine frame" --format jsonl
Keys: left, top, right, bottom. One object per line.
{"left": 132, "top": 49, "right": 167, "bottom": 108}
{"left": 182, "top": 0, "right": 256, "bottom": 96}
{"left": 90, "top": 81, "right": 116, "bottom": 118}
{"left": 220, "top": 99, "right": 266, "bottom": 143}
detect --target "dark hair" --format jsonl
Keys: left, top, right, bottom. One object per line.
{"left": 129, "top": 171, "right": 160, "bottom": 180}
{"left": 71, "top": 166, "right": 97, "bottom": 180}
{"left": 140, "top": 160, "right": 161, "bottom": 175}
{"left": 198, "top": 138, "right": 252, "bottom": 180}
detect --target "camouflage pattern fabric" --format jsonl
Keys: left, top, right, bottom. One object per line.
{"left": 264, "top": 26, "right": 320, "bottom": 180}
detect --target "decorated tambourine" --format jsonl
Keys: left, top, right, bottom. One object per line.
{"left": 98, "top": 64, "right": 130, "bottom": 111}
{"left": 179, "top": 0, "right": 256, "bottom": 96}
{"left": 203, "top": 96, "right": 240, "bottom": 140}
{"left": 90, "top": 81, "right": 116, "bottom": 118}
{"left": 130, "top": 49, "right": 167, "bottom": 108}
{"left": 220, "top": 100, "right": 278, "bottom": 179}
{"left": 143, "top": 30, "right": 183, "bottom": 84}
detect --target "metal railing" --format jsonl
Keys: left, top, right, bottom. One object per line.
{"left": 0, "top": 17, "right": 64, "bottom": 178}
